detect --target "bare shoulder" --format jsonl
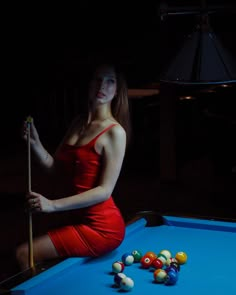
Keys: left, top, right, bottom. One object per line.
{"left": 110, "top": 123, "right": 125, "bottom": 134}
{"left": 107, "top": 124, "right": 126, "bottom": 142}
{"left": 102, "top": 124, "right": 126, "bottom": 156}
{"left": 95, "top": 123, "right": 126, "bottom": 154}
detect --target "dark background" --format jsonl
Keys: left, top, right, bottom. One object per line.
{"left": 1, "top": 2, "right": 160, "bottom": 147}
{"left": 0, "top": 0, "right": 236, "bottom": 280}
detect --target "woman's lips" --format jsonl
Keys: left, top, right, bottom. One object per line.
{"left": 96, "top": 92, "right": 105, "bottom": 98}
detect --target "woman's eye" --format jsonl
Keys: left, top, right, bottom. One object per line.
{"left": 108, "top": 79, "right": 115, "bottom": 84}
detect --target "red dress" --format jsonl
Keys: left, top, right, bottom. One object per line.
{"left": 48, "top": 124, "right": 126, "bottom": 257}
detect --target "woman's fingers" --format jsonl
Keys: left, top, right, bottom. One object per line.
{"left": 26, "top": 193, "right": 41, "bottom": 211}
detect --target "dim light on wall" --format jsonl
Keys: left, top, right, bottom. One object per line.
{"left": 128, "top": 88, "right": 160, "bottom": 98}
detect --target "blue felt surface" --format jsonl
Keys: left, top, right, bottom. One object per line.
{"left": 11, "top": 216, "right": 236, "bottom": 295}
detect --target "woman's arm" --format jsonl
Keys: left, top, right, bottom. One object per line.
{"left": 27, "top": 125, "right": 127, "bottom": 213}
{"left": 24, "top": 116, "right": 80, "bottom": 171}
{"left": 23, "top": 119, "right": 55, "bottom": 170}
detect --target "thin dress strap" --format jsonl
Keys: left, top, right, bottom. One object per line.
{"left": 89, "top": 124, "right": 118, "bottom": 145}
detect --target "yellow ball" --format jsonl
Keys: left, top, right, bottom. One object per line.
{"left": 175, "top": 251, "right": 188, "bottom": 264}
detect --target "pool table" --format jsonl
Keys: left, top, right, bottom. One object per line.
{"left": 3, "top": 212, "right": 236, "bottom": 294}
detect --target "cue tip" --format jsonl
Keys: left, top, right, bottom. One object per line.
{"left": 26, "top": 115, "right": 33, "bottom": 124}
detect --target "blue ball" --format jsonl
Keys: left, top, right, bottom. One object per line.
{"left": 164, "top": 270, "right": 179, "bottom": 285}
{"left": 121, "top": 253, "right": 134, "bottom": 266}
{"left": 165, "top": 265, "right": 178, "bottom": 274}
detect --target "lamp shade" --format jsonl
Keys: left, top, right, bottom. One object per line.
{"left": 160, "top": 18, "right": 236, "bottom": 85}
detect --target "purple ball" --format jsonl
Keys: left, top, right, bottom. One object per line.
{"left": 114, "top": 273, "right": 126, "bottom": 286}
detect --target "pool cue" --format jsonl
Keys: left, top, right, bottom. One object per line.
{"left": 26, "top": 116, "right": 35, "bottom": 271}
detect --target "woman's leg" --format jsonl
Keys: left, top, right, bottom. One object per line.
{"left": 16, "top": 234, "right": 59, "bottom": 271}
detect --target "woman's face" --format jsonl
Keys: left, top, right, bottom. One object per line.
{"left": 89, "top": 65, "right": 117, "bottom": 105}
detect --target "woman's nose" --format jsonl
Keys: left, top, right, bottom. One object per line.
{"left": 100, "top": 80, "right": 105, "bottom": 89}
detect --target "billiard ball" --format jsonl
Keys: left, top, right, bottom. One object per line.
{"left": 165, "top": 265, "right": 176, "bottom": 273}
{"left": 169, "top": 257, "right": 178, "bottom": 264}
{"left": 131, "top": 250, "right": 142, "bottom": 262}
{"left": 120, "top": 277, "right": 134, "bottom": 291}
{"left": 164, "top": 270, "right": 179, "bottom": 285}
{"left": 151, "top": 258, "right": 163, "bottom": 269}
{"left": 121, "top": 253, "right": 134, "bottom": 266}
{"left": 140, "top": 255, "right": 154, "bottom": 269}
{"left": 170, "top": 261, "right": 180, "bottom": 272}
{"left": 153, "top": 269, "right": 167, "bottom": 283}
{"left": 175, "top": 251, "right": 188, "bottom": 264}
{"left": 159, "top": 249, "right": 172, "bottom": 259}
{"left": 165, "top": 257, "right": 172, "bottom": 267}
{"left": 114, "top": 273, "right": 126, "bottom": 286}
{"left": 145, "top": 251, "right": 157, "bottom": 260}
{"left": 157, "top": 253, "right": 167, "bottom": 265}
{"left": 112, "top": 261, "right": 125, "bottom": 273}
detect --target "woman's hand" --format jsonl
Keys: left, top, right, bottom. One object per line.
{"left": 22, "top": 117, "right": 41, "bottom": 146}
{"left": 26, "top": 191, "right": 55, "bottom": 213}
{"left": 22, "top": 117, "right": 53, "bottom": 167}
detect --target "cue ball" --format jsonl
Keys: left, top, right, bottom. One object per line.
{"left": 175, "top": 251, "right": 188, "bottom": 264}
{"left": 112, "top": 261, "right": 125, "bottom": 273}
{"left": 122, "top": 253, "right": 134, "bottom": 266}
{"left": 120, "top": 277, "right": 134, "bottom": 291}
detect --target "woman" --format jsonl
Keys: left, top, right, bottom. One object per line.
{"left": 16, "top": 62, "right": 131, "bottom": 271}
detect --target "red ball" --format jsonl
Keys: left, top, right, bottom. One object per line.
{"left": 140, "top": 255, "right": 154, "bottom": 269}
{"left": 151, "top": 258, "right": 163, "bottom": 269}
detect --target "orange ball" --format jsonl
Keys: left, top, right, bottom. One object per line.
{"left": 145, "top": 251, "right": 157, "bottom": 260}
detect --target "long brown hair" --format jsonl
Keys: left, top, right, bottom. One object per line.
{"left": 110, "top": 63, "right": 131, "bottom": 145}
{"left": 78, "top": 60, "right": 132, "bottom": 145}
